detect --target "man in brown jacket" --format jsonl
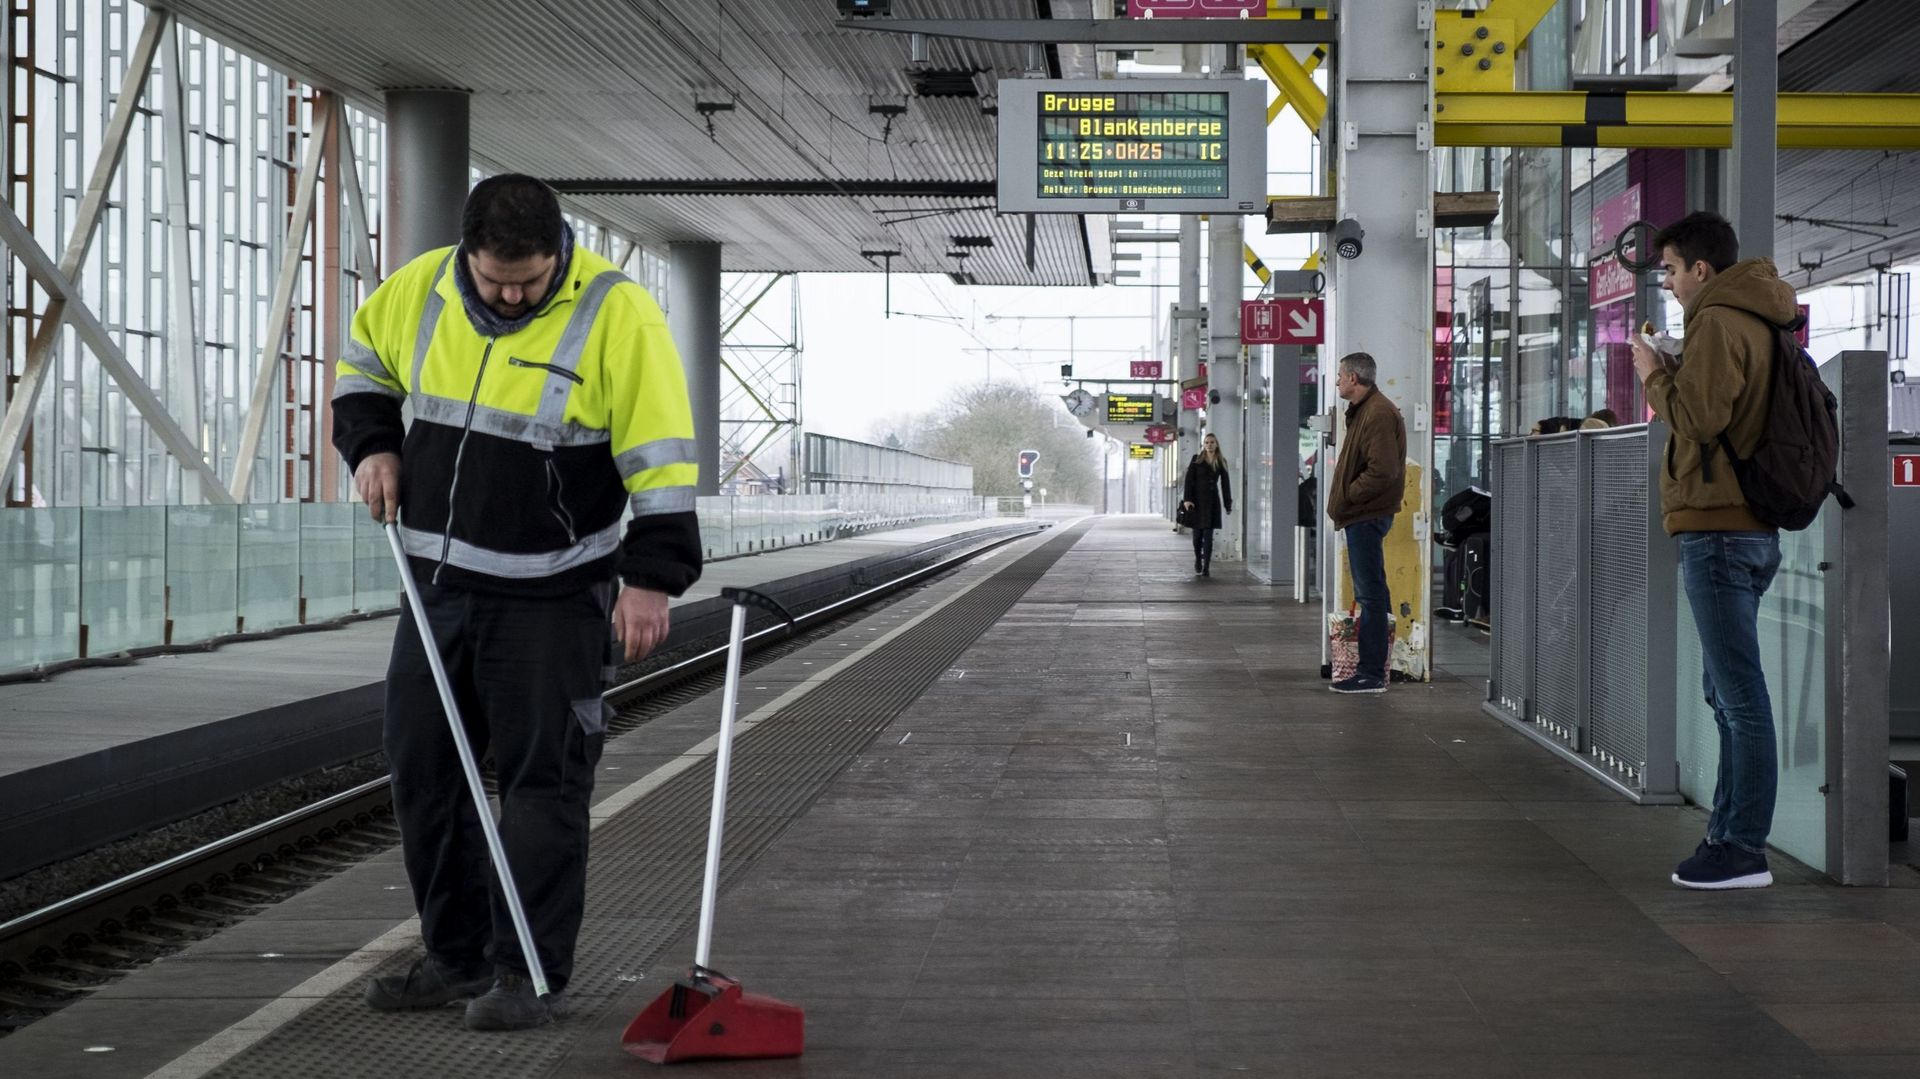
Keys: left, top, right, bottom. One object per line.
{"left": 1630, "top": 210, "right": 1795, "bottom": 892}
{"left": 1327, "top": 352, "right": 1406, "bottom": 694}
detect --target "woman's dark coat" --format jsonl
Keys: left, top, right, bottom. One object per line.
{"left": 1182, "top": 454, "right": 1233, "bottom": 530}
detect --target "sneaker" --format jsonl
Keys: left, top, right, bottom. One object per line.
{"left": 365, "top": 956, "right": 493, "bottom": 1011}
{"left": 1672, "top": 842, "right": 1772, "bottom": 890}
{"left": 465, "top": 971, "right": 565, "bottom": 1031}
{"left": 1330, "top": 675, "right": 1387, "bottom": 695}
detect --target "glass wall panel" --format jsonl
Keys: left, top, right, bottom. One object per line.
{"left": 0, "top": 509, "right": 81, "bottom": 668}
{"left": 301, "top": 503, "right": 357, "bottom": 621}
{"left": 79, "top": 506, "right": 166, "bottom": 654}
{"left": 239, "top": 504, "right": 301, "bottom": 631}
{"left": 351, "top": 512, "right": 402, "bottom": 613}
{"left": 166, "top": 505, "right": 239, "bottom": 643}
{"left": 1674, "top": 521, "right": 1829, "bottom": 874}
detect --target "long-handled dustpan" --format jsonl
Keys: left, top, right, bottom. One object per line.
{"left": 384, "top": 523, "right": 553, "bottom": 1001}
{"left": 623, "top": 586, "right": 805, "bottom": 1064}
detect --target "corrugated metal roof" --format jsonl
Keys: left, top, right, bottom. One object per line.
{"left": 164, "top": 0, "right": 1095, "bottom": 285}
{"left": 1773, "top": 0, "right": 1920, "bottom": 285}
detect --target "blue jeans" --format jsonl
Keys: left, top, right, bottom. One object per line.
{"left": 1678, "top": 531, "right": 1783, "bottom": 855}
{"left": 1345, "top": 516, "right": 1393, "bottom": 681}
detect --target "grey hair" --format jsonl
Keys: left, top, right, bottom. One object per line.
{"left": 1338, "top": 351, "right": 1377, "bottom": 387}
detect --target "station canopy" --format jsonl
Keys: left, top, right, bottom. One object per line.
{"left": 165, "top": 0, "right": 1109, "bottom": 285}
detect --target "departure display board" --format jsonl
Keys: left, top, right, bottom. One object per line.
{"left": 1128, "top": 444, "right": 1156, "bottom": 460}
{"left": 998, "top": 79, "right": 1265, "bottom": 214}
{"left": 1105, "top": 393, "right": 1156, "bottom": 425}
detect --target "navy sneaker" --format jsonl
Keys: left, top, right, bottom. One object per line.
{"left": 365, "top": 956, "right": 493, "bottom": 1011}
{"left": 1672, "top": 841, "right": 1772, "bottom": 890}
{"left": 1330, "top": 675, "right": 1387, "bottom": 695}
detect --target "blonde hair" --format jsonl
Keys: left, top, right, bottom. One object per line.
{"left": 1200, "top": 437, "right": 1224, "bottom": 471}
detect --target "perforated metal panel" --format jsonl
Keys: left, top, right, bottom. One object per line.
{"left": 1529, "top": 440, "right": 1580, "bottom": 746}
{"left": 1490, "top": 440, "right": 1530, "bottom": 715}
{"left": 1587, "top": 434, "right": 1651, "bottom": 785}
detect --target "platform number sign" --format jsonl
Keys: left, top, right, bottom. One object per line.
{"left": 1018, "top": 449, "right": 1041, "bottom": 478}
{"left": 1896, "top": 454, "right": 1920, "bottom": 487}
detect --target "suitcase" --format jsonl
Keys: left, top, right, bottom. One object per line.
{"left": 1462, "top": 532, "right": 1490, "bottom": 624}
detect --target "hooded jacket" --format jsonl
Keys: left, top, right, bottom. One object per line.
{"left": 1327, "top": 386, "right": 1406, "bottom": 530}
{"left": 1642, "top": 257, "right": 1799, "bottom": 535}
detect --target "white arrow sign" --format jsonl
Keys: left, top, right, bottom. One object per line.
{"left": 1275, "top": 298, "right": 1326, "bottom": 345}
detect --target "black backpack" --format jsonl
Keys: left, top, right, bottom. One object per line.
{"left": 1701, "top": 312, "right": 1854, "bottom": 531}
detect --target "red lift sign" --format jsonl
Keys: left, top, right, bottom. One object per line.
{"left": 1240, "top": 298, "right": 1325, "bottom": 345}
{"left": 1895, "top": 455, "right": 1920, "bottom": 487}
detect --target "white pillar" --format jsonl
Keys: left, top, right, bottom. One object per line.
{"left": 1328, "top": 0, "right": 1436, "bottom": 680}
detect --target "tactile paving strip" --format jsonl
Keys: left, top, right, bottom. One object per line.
{"left": 201, "top": 520, "right": 1091, "bottom": 1079}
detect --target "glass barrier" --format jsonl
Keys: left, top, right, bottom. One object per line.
{"left": 0, "top": 493, "right": 993, "bottom": 676}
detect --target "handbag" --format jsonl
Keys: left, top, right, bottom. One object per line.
{"left": 1176, "top": 503, "right": 1195, "bottom": 527}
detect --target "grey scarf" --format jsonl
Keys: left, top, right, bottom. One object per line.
{"left": 452, "top": 223, "right": 576, "bottom": 338}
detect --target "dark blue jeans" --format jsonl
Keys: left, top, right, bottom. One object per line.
{"left": 1345, "top": 516, "right": 1393, "bottom": 681}
{"left": 1678, "top": 531, "right": 1783, "bottom": 855}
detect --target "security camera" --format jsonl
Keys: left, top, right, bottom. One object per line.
{"left": 1331, "top": 218, "right": 1365, "bottom": 260}
{"left": 837, "top": 0, "right": 892, "bottom": 16}
{"left": 1209, "top": 389, "right": 1221, "bottom": 405}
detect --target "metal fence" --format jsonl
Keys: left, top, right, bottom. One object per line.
{"left": 1486, "top": 424, "right": 1680, "bottom": 803}
{"left": 801, "top": 433, "right": 973, "bottom": 497}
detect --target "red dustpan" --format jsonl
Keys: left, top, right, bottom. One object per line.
{"left": 623, "top": 588, "right": 804, "bottom": 1064}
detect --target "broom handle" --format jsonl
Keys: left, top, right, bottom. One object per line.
{"left": 385, "top": 524, "right": 550, "bottom": 999}
{"left": 694, "top": 601, "right": 748, "bottom": 970}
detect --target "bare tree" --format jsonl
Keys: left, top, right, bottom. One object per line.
{"left": 905, "top": 382, "right": 1102, "bottom": 501}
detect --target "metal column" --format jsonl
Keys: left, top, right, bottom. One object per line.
{"left": 1175, "top": 44, "right": 1204, "bottom": 501}
{"left": 1731, "top": 0, "right": 1777, "bottom": 259}
{"left": 1825, "top": 351, "right": 1890, "bottom": 886}
{"left": 383, "top": 90, "right": 469, "bottom": 274}
{"left": 669, "top": 241, "right": 723, "bottom": 496}
{"left": 1207, "top": 207, "right": 1244, "bottom": 562}
{"left": 1327, "top": 0, "right": 1436, "bottom": 679}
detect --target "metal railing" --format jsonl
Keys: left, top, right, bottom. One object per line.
{"left": 1486, "top": 423, "right": 1680, "bottom": 803}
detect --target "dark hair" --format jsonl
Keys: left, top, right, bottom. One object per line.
{"left": 1338, "top": 351, "right": 1377, "bottom": 386}
{"left": 461, "top": 174, "right": 564, "bottom": 261}
{"left": 1652, "top": 211, "right": 1738, "bottom": 275}
{"left": 1590, "top": 408, "right": 1619, "bottom": 426}
{"left": 1535, "top": 416, "right": 1581, "bottom": 434}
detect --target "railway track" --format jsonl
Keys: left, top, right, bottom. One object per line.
{"left": 0, "top": 524, "right": 1042, "bottom": 1036}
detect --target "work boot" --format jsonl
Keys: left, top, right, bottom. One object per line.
{"left": 364, "top": 956, "right": 493, "bottom": 1011}
{"left": 465, "top": 971, "right": 566, "bottom": 1031}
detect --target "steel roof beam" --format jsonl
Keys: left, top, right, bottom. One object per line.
{"left": 834, "top": 18, "right": 1337, "bottom": 46}
{"left": 545, "top": 179, "right": 998, "bottom": 197}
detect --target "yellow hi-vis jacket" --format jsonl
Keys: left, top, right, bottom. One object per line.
{"left": 330, "top": 244, "right": 703, "bottom": 598}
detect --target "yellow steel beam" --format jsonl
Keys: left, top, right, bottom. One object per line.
{"left": 1250, "top": 43, "right": 1325, "bottom": 132}
{"left": 1243, "top": 244, "right": 1272, "bottom": 286}
{"left": 1436, "top": 91, "right": 1920, "bottom": 150}
{"left": 1481, "top": 0, "right": 1556, "bottom": 42}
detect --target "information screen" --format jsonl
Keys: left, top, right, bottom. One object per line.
{"left": 1128, "top": 444, "right": 1156, "bottom": 460}
{"left": 1105, "top": 394, "right": 1155, "bottom": 425}
{"left": 998, "top": 79, "right": 1265, "bottom": 214}
{"left": 1036, "top": 90, "right": 1229, "bottom": 200}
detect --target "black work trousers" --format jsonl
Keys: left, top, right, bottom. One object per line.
{"left": 385, "top": 579, "right": 615, "bottom": 992}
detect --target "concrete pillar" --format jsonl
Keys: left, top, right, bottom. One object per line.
{"left": 1174, "top": 45, "right": 1205, "bottom": 510}
{"left": 1328, "top": 0, "right": 1436, "bottom": 680}
{"left": 1207, "top": 211, "right": 1245, "bottom": 562}
{"left": 669, "top": 242, "right": 723, "bottom": 496}
{"left": 1731, "top": 0, "right": 1777, "bottom": 259}
{"left": 384, "top": 90, "right": 469, "bottom": 274}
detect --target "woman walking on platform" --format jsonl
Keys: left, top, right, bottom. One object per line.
{"left": 1181, "top": 433, "right": 1233, "bottom": 577}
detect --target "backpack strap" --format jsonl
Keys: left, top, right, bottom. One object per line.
{"left": 1830, "top": 480, "right": 1856, "bottom": 510}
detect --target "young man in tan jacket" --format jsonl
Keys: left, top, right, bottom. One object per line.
{"left": 1630, "top": 210, "right": 1797, "bottom": 891}
{"left": 1327, "top": 352, "right": 1406, "bottom": 694}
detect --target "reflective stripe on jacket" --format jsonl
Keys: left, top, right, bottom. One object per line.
{"left": 331, "top": 244, "right": 703, "bottom": 597}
